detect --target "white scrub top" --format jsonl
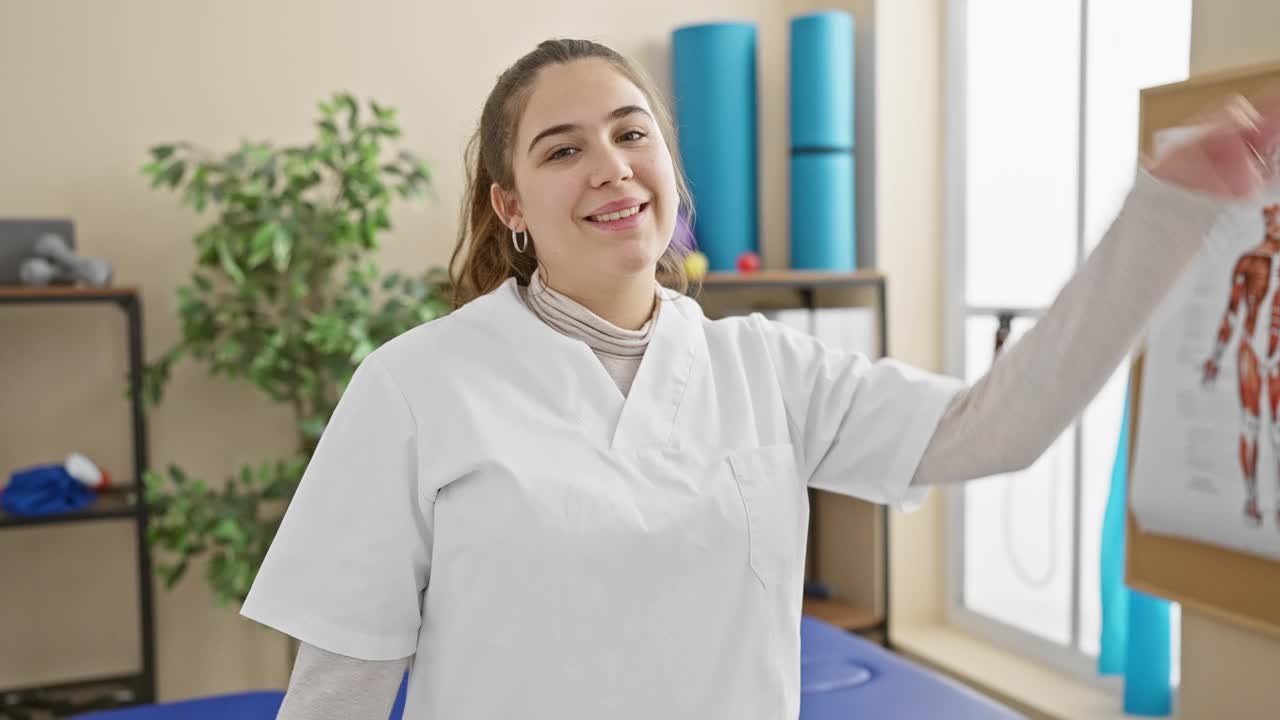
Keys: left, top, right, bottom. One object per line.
{"left": 240, "top": 276, "right": 962, "bottom": 719}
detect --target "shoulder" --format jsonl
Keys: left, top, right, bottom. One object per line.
{"left": 384, "top": 282, "right": 517, "bottom": 355}
{"left": 659, "top": 285, "right": 796, "bottom": 358}
{"left": 364, "top": 282, "right": 519, "bottom": 394}
{"left": 661, "top": 286, "right": 759, "bottom": 338}
{"left": 1238, "top": 252, "right": 1269, "bottom": 269}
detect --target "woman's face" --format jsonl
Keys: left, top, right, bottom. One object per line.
{"left": 496, "top": 59, "right": 678, "bottom": 286}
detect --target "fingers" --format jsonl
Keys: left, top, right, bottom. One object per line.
{"left": 1207, "top": 95, "right": 1276, "bottom": 187}
{"left": 1225, "top": 94, "right": 1262, "bottom": 133}
{"left": 1247, "top": 113, "right": 1280, "bottom": 171}
{"left": 1247, "top": 83, "right": 1280, "bottom": 118}
{"left": 1188, "top": 93, "right": 1258, "bottom": 130}
{"left": 1233, "top": 89, "right": 1280, "bottom": 174}
{"left": 1151, "top": 92, "right": 1280, "bottom": 197}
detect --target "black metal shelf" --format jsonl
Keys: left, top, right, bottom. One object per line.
{"left": 0, "top": 671, "right": 146, "bottom": 718}
{"left": 0, "top": 285, "right": 157, "bottom": 713}
{"left": 0, "top": 486, "right": 140, "bottom": 530}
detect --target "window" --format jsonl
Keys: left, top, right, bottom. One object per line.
{"left": 943, "top": 0, "right": 1191, "bottom": 684}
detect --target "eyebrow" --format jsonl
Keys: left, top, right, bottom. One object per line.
{"left": 527, "top": 105, "right": 653, "bottom": 155}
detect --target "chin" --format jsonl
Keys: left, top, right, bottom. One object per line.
{"left": 609, "top": 254, "right": 657, "bottom": 278}
{"left": 605, "top": 240, "right": 663, "bottom": 277}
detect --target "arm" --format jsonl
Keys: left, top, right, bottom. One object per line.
{"left": 913, "top": 168, "right": 1230, "bottom": 485}
{"left": 1267, "top": 265, "right": 1280, "bottom": 367}
{"left": 1205, "top": 260, "right": 1247, "bottom": 382}
{"left": 276, "top": 642, "right": 409, "bottom": 720}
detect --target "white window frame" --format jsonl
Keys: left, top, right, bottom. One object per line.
{"left": 940, "top": 0, "right": 1172, "bottom": 690}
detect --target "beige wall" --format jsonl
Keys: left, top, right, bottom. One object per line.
{"left": 1179, "top": 4, "right": 1280, "bottom": 717}
{"left": 0, "top": 0, "right": 946, "bottom": 701}
{"left": 874, "top": 0, "right": 948, "bottom": 631}
{"left": 1189, "top": 0, "right": 1280, "bottom": 75}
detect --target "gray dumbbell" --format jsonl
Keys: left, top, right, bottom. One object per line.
{"left": 19, "top": 256, "right": 75, "bottom": 286}
{"left": 33, "top": 233, "right": 113, "bottom": 287}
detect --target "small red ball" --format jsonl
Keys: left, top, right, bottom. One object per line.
{"left": 736, "top": 251, "right": 761, "bottom": 273}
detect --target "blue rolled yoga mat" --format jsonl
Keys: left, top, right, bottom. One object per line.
{"left": 672, "top": 22, "right": 758, "bottom": 272}
{"left": 790, "top": 11, "right": 855, "bottom": 149}
{"left": 789, "top": 11, "right": 857, "bottom": 271}
{"left": 791, "top": 153, "right": 855, "bottom": 271}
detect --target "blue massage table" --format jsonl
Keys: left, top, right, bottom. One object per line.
{"left": 70, "top": 683, "right": 408, "bottom": 720}
{"left": 75, "top": 617, "right": 1022, "bottom": 719}
{"left": 797, "top": 616, "right": 1024, "bottom": 719}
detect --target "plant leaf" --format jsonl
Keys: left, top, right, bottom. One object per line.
{"left": 217, "top": 234, "right": 245, "bottom": 284}
{"left": 299, "top": 416, "right": 327, "bottom": 439}
{"left": 138, "top": 92, "right": 457, "bottom": 609}
{"left": 271, "top": 224, "right": 292, "bottom": 272}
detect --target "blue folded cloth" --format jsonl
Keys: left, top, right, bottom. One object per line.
{"left": 2, "top": 464, "right": 96, "bottom": 517}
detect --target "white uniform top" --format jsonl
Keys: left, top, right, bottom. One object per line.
{"left": 241, "top": 275, "right": 962, "bottom": 718}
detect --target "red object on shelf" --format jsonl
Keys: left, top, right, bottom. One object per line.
{"left": 736, "top": 251, "right": 761, "bottom": 274}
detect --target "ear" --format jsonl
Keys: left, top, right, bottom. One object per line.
{"left": 490, "top": 183, "right": 524, "bottom": 232}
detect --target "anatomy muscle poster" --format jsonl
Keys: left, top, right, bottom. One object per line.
{"left": 1130, "top": 127, "right": 1280, "bottom": 561}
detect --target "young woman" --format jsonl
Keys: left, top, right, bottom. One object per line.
{"left": 240, "top": 38, "right": 1280, "bottom": 719}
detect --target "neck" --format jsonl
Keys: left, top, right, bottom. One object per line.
{"left": 536, "top": 267, "right": 657, "bottom": 330}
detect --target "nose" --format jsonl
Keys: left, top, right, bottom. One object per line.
{"left": 588, "top": 144, "right": 633, "bottom": 188}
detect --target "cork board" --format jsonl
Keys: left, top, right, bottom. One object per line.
{"left": 1126, "top": 59, "right": 1280, "bottom": 639}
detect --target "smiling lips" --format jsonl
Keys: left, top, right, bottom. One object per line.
{"left": 585, "top": 200, "right": 650, "bottom": 230}
{"left": 588, "top": 204, "right": 643, "bottom": 222}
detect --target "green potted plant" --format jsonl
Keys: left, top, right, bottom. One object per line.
{"left": 138, "top": 92, "right": 451, "bottom": 607}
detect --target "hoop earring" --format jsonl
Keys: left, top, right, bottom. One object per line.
{"left": 511, "top": 228, "right": 529, "bottom": 254}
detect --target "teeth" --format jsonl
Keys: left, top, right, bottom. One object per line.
{"left": 590, "top": 204, "right": 642, "bottom": 222}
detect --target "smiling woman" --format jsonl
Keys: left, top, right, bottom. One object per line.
{"left": 448, "top": 40, "right": 695, "bottom": 330}
{"left": 236, "top": 30, "right": 1280, "bottom": 720}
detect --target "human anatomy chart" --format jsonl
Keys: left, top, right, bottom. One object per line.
{"left": 1130, "top": 128, "right": 1280, "bottom": 560}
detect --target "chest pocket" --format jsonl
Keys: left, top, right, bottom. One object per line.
{"left": 727, "top": 444, "right": 807, "bottom": 589}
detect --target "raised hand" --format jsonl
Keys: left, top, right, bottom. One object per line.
{"left": 1146, "top": 92, "right": 1280, "bottom": 199}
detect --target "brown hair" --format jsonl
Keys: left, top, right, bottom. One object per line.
{"left": 448, "top": 38, "right": 696, "bottom": 308}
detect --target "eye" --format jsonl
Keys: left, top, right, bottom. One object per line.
{"left": 548, "top": 146, "right": 578, "bottom": 161}
{"left": 619, "top": 130, "right": 647, "bottom": 143}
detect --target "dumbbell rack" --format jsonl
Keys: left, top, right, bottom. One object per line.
{"left": 0, "top": 286, "right": 156, "bottom": 717}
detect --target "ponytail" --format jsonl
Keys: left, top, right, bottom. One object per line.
{"left": 447, "top": 129, "right": 538, "bottom": 308}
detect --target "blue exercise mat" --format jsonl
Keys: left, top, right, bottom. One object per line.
{"left": 799, "top": 616, "right": 1025, "bottom": 719}
{"left": 672, "top": 21, "right": 759, "bottom": 271}
{"left": 791, "top": 152, "right": 856, "bottom": 271}
{"left": 72, "top": 691, "right": 285, "bottom": 719}
{"left": 77, "top": 622, "right": 1019, "bottom": 718}
{"left": 788, "top": 11, "right": 858, "bottom": 271}
{"left": 72, "top": 676, "right": 407, "bottom": 720}
{"left": 790, "top": 11, "right": 856, "bottom": 150}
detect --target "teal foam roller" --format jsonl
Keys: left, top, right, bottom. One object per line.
{"left": 790, "top": 11, "right": 855, "bottom": 150}
{"left": 672, "top": 22, "right": 758, "bottom": 271}
{"left": 791, "top": 152, "right": 855, "bottom": 271}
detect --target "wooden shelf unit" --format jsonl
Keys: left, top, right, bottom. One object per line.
{"left": 697, "top": 270, "right": 892, "bottom": 642}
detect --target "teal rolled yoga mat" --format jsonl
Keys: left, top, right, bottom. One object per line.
{"left": 790, "top": 11, "right": 855, "bottom": 149}
{"left": 672, "top": 22, "right": 758, "bottom": 271}
{"left": 789, "top": 11, "right": 857, "bottom": 270}
{"left": 791, "top": 152, "right": 855, "bottom": 271}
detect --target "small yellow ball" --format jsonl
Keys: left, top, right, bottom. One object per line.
{"left": 684, "top": 251, "right": 709, "bottom": 279}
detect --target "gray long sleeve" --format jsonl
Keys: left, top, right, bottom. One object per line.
{"left": 913, "top": 168, "right": 1231, "bottom": 485}
{"left": 275, "top": 642, "right": 408, "bottom": 720}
